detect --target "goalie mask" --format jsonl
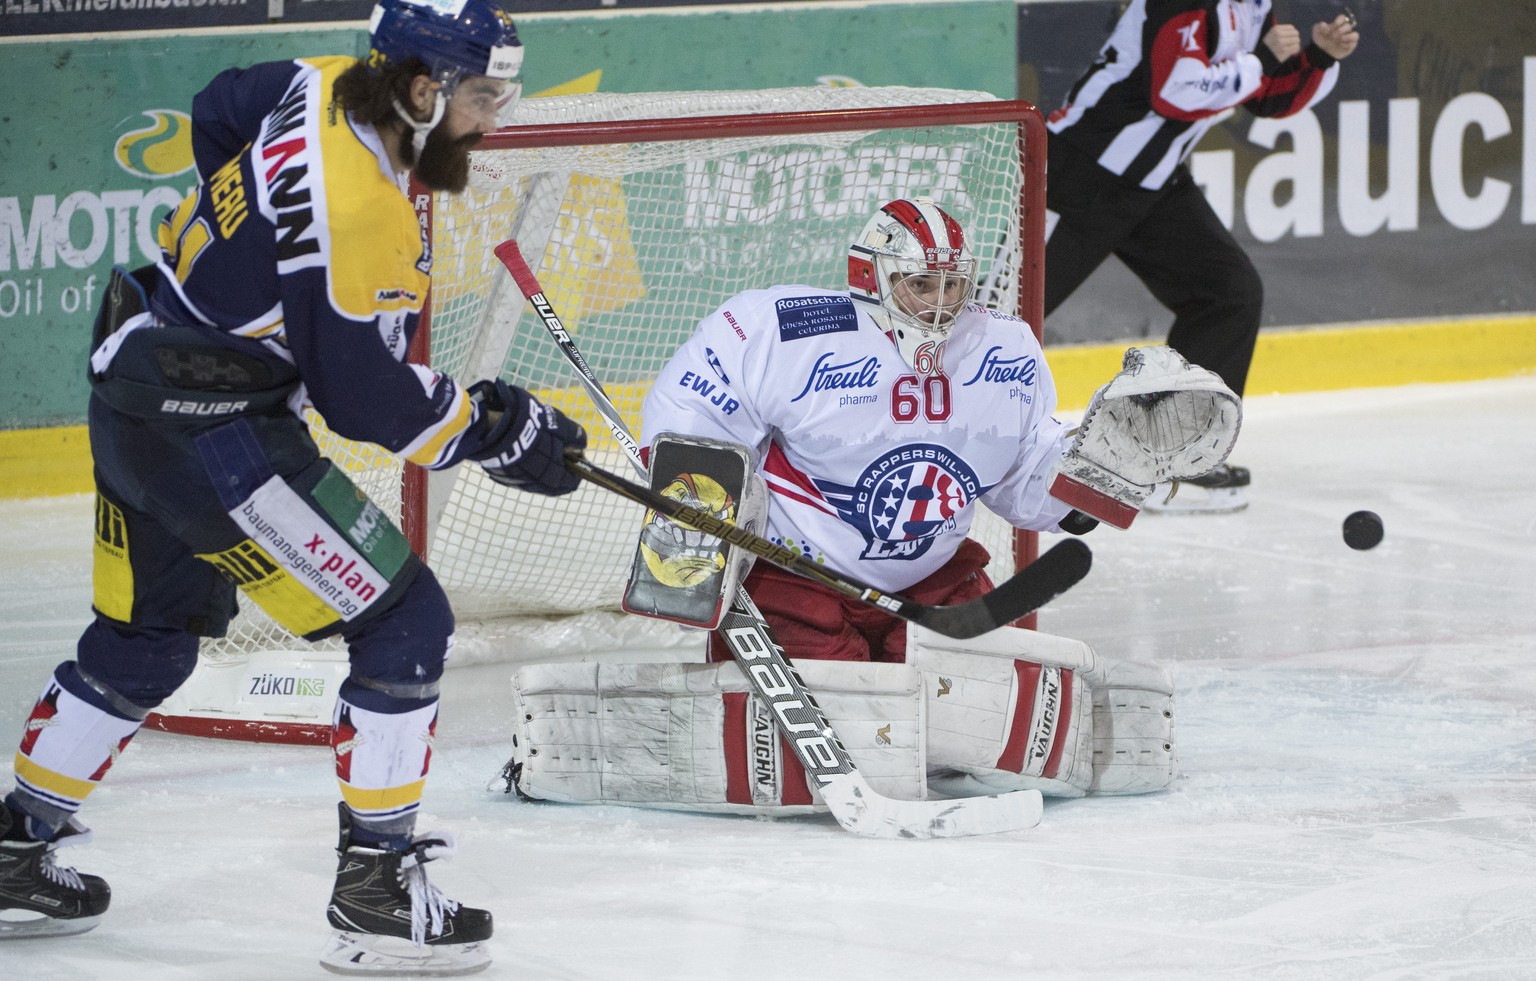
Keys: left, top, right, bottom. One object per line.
{"left": 639, "top": 472, "right": 735, "bottom": 589}
{"left": 848, "top": 197, "right": 977, "bottom": 377}
{"left": 368, "top": 0, "right": 524, "bottom": 150}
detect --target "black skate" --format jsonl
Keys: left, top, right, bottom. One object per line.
{"left": 320, "top": 804, "right": 492, "bottom": 976}
{"left": 0, "top": 807, "right": 111, "bottom": 939}
{"left": 1143, "top": 463, "right": 1250, "bottom": 515}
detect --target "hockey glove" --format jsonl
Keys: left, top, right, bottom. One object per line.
{"left": 1048, "top": 346, "right": 1241, "bottom": 529}
{"left": 468, "top": 379, "right": 587, "bottom": 496}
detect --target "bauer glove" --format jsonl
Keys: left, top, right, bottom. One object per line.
{"left": 467, "top": 379, "right": 587, "bottom": 497}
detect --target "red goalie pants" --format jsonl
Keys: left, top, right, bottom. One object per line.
{"left": 706, "top": 538, "right": 994, "bottom": 664}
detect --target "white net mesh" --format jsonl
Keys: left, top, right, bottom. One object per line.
{"left": 200, "top": 86, "right": 1038, "bottom": 668}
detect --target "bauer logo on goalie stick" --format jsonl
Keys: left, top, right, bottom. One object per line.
{"left": 723, "top": 623, "right": 845, "bottom": 780}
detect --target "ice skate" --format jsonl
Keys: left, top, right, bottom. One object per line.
{"left": 1143, "top": 463, "right": 1250, "bottom": 515}
{"left": 0, "top": 806, "right": 111, "bottom": 939}
{"left": 320, "top": 804, "right": 492, "bottom": 976}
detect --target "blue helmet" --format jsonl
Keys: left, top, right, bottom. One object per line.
{"left": 368, "top": 0, "right": 524, "bottom": 90}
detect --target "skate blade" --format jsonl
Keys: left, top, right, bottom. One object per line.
{"left": 1142, "top": 484, "right": 1248, "bottom": 515}
{"left": 0, "top": 911, "right": 103, "bottom": 939}
{"left": 320, "top": 929, "right": 490, "bottom": 976}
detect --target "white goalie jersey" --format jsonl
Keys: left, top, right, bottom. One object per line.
{"left": 641, "top": 286, "right": 1077, "bottom": 594}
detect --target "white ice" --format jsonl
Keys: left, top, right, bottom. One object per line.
{"left": 3, "top": 377, "right": 1534, "bottom": 980}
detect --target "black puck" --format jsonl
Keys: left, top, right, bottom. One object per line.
{"left": 1343, "top": 510, "right": 1384, "bottom": 550}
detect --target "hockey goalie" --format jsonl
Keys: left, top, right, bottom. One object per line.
{"left": 499, "top": 196, "right": 1238, "bottom": 822}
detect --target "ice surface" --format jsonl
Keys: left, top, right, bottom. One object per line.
{"left": 3, "top": 377, "right": 1534, "bottom": 980}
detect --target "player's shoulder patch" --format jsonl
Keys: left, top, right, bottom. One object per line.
{"left": 773, "top": 291, "right": 858, "bottom": 342}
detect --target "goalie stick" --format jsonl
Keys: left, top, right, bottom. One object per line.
{"left": 496, "top": 238, "right": 1079, "bottom": 837}
{"left": 568, "top": 453, "right": 1090, "bottom": 641}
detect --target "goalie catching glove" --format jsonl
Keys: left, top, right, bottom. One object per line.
{"left": 1049, "top": 345, "right": 1241, "bottom": 529}
{"left": 466, "top": 379, "right": 586, "bottom": 496}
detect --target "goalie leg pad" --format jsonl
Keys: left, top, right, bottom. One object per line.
{"left": 1089, "top": 658, "right": 1177, "bottom": 795}
{"left": 909, "top": 628, "right": 1095, "bottom": 797}
{"left": 507, "top": 660, "right": 923, "bottom": 815}
{"left": 908, "top": 625, "right": 1176, "bottom": 797}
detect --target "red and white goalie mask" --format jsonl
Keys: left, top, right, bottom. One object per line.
{"left": 848, "top": 197, "right": 977, "bottom": 376}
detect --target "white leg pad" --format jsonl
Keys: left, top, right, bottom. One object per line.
{"left": 1089, "top": 658, "right": 1177, "bottom": 795}
{"left": 508, "top": 659, "right": 925, "bottom": 816}
{"left": 908, "top": 625, "right": 1175, "bottom": 797}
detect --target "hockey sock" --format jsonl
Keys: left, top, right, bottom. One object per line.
{"left": 332, "top": 679, "right": 439, "bottom": 847}
{"left": 11, "top": 663, "right": 143, "bottom": 840}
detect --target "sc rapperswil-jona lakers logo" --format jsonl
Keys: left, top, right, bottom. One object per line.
{"left": 819, "top": 443, "right": 982, "bottom": 561}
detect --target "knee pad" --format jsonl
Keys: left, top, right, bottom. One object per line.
{"left": 76, "top": 619, "right": 200, "bottom": 710}
{"left": 342, "top": 569, "right": 454, "bottom": 692}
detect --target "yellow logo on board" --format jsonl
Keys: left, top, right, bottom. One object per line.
{"left": 113, "top": 110, "right": 195, "bottom": 179}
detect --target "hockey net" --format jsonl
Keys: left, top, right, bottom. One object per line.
{"left": 146, "top": 86, "right": 1048, "bottom": 743}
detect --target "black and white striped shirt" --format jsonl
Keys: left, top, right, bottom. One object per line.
{"left": 1048, "top": 0, "right": 1341, "bottom": 190}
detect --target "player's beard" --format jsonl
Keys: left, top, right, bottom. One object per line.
{"left": 409, "top": 127, "right": 481, "bottom": 193}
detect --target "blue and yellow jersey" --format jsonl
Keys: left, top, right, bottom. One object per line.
{"left": 151, "top": 56, "right": 479, "bottom": 469}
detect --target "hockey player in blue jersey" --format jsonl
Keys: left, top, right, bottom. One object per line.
{"left": 0, "top": 0, "right": 583, "bottom": 972}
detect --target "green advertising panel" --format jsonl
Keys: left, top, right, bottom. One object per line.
{"left": 518, "top": 2, "right": 1016, "bottom": 96}
{"left": 0, "top": 2, "right": 1015, "bottom": 430}
{"left": 0, "top": 29, "right": 365, "bottom": 429}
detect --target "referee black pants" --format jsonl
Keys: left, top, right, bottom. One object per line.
{"left": 1044, "top": 137, "right": 1263, "bottom": 397}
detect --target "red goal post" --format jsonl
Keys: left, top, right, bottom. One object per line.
{"left": 146, "top": 86, "right": 1049, "bottom": 744}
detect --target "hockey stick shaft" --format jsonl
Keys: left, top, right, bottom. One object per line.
{"left": 496, "top": 239, "right": 1047, "bottom": 836}
{"left": 493, "top": 240, "right": 646, "bottom": 474}
{"left": 713, "top": 595, "right": 1041, "bottom": 838}
{"left": 568, "top": 453, "right": 1089, "bottom": 640}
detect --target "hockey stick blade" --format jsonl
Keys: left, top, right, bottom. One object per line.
{"left": 908, "top": 536, "right": 1092, "bottom": 639}
{"left": 569, "top": 453, "right": 1092, "bottom": 639}
{"left": 817, "top": 770, "right": 1043, "bottom": 839}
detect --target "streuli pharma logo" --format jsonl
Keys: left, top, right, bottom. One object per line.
{"left": 113, "top": 110, "right": 195, "bottom": 179}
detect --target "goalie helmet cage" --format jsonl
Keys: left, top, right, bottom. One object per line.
{"left": 144, "top": 86, "right": 1048, "bottom": 744}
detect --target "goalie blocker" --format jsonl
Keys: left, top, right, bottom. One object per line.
{"left": 500, "top": 627, "right": 1174, "bottom": 814}
{"left": 622, "top": 433, "right": 767, "bottom": 630}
